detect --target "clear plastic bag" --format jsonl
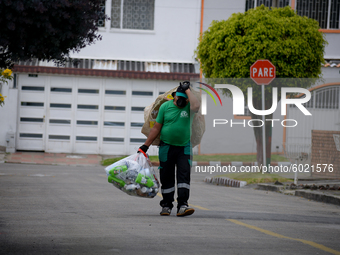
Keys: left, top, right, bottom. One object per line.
{"left": 104, "top": 152, "right": 160, "bottom": 198}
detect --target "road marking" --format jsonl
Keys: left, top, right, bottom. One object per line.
{"left": 228, "top": 219, "right": 340, "bottom": 255}
{"left": 188, "top": 204, "right": 210, "bottom": 211}
{"left": 156, "top": 193, "right": 210, "bottom": 211}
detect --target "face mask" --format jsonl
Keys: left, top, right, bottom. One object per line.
{"left": 177, "top": 97, "right": 187, "bottom": 108}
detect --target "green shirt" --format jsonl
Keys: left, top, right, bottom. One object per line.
{"left": 156, "top": 100, "right": 195, "bottom": 146}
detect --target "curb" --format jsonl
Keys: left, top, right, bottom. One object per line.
{"left": 257, "top": 184, "right": 340, "bottom": 206}
{"left": 257, "top": 184, "right": 285, "bottom": 192}
{"left": 204, "top": 176, "right": 247, "bottom": 188}
{"left": 295, "top": 190, "right": 340, "bottom": 206}
{"left": 151, "top": 161, "right": 291, "bottom": 167}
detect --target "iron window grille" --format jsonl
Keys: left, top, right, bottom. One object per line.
{"left": 246, "top": 0, "right": 340, "bottom": 29}
{"left": 296, "top": 0, "right": 340, "bottom": 29}
{"left": 97, "top": 0, "right": 106, "bottom": 27}
{"left": 111, "top": 0, "right": 155, "bottom": 30}
{"left": 245, "top": 0, "right": 290, "bottom": 11}
{"left": 15, "top": 58, "right": 196, "bottom": 74}
{"left": 289, "top": 85, "right": 340, "bottom": 109}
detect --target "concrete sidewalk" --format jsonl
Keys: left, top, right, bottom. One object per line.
{"left": 1, "top": 152, "right": 102, "bottom": 166}
{"left": 0, "top": 152, "right": 291, "bottom": 167}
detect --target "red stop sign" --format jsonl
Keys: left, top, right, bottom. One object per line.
{"left": 250, "top": 60, "right": 276, "bottom": 85}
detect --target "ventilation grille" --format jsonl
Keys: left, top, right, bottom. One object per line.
{"left": 16, "top": 59, "right": 196, "bottom": 73}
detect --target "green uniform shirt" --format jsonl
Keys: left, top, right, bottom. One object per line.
{"left": 156, "top": 100, "right": 195, "bottom": 146}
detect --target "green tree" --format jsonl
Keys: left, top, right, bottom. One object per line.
{"left": 0, "top": 0, "right": 107, "bottom": 69}
{"left": 196, "top": 5, "right": 327, "bottom": 166}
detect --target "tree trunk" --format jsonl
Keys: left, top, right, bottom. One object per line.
{"left": 251, "top": 92, "right": 274, "bottom": 170}
{"left": 251, "top": 112, "right": 264, "bottom": 167}
{"left": 251, "top": 112, "right": 273, "bottom": 169}
{"left": 266, "top": 116, "right": 273, "bottom": 167}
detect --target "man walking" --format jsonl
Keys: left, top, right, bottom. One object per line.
{"left": 139, "top": 81, "right": 200, "bottom": 217}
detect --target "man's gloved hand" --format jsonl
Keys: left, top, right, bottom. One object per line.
{"left": 180, "top": 81, "right": 190, "bottom": 91}
{"left": 138, "top": 144, "right": 149, "bottom": 154}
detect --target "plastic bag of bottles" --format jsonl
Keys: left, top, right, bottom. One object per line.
{"left": 104, "top": 151, "right": 160, "bottom": 198}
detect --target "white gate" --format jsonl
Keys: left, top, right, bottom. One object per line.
{"left": 286, "top": 85, "right": 340, "bottom": 144}
{"left": 17, "top": 74, "right": 175, "bottom": 155}
{"left": 17, "top": 75, "right": 48, "bottom": 151}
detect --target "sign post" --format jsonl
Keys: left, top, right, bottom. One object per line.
{"left": 250, "top": 60, "right": 276, "bottom": 171}
{"left": 261, "top": 84, "right": 266, "bottom": 170}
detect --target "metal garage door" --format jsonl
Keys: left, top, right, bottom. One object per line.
{"left": 17, "top": 74, "right": 176, "bottom": 155}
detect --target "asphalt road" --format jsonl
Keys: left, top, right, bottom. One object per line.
{"left": 0, "top": 163, "right": 339, "bottom": 255}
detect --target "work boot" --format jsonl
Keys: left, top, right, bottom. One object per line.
{"left": 176, "top": 205, "right": 195, "bottom": 217}
{"left": 160, "top": 207, "right": 171, "bottom": 216}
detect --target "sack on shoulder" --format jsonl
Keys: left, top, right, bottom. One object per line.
{"left": 141, "top": 87, "right": 205, "bottom": 147}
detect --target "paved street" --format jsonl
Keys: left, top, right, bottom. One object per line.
{"left": 0, "top": 163, "right": 340, "bottom": 255}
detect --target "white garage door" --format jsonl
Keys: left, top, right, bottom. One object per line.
{"left": 17, "top": 74, "right": 177, "bottom": 155}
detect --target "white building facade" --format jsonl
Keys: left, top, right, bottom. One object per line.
{"left": 0, "top": 0, "right": 339, "bottom": 155}
{"left": 0, "top": 0, "right": 201, "bottom": 155}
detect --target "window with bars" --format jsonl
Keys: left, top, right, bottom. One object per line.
{"left": 290, "top": 86, "right": 340, "bottom": 109}
{"left": 111, "top": 0, "right": 155, "bottom": 30}
{"left": 245, "top": 0, "right": 290, "bottom": 11}
{"left": 97, "top": 0, "right": 106, "bottom": 27}
{"left": 296, "top": 0, "right": 340, "bottom": 29}
{"left": 246, "top": 0, "right": 340, "bottom": 29}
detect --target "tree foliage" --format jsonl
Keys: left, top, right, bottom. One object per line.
{"left": 0, "top": 69, "right": 12, "bottom": 107}
{"left": 0, "top": 0, "right": 107, "bottom": 68}
{"left": 196, "top": 5, "right": 327, "bottom": 81}
{"left": 196, "top": 5, "right": 327, "bottom": 166}
{"left": 0, "top": 68, "right": 12, "bottom": 84}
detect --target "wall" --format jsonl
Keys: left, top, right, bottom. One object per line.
{"left": 322, "top": 67, "right": 340, "bottom": 79}
{"left": 286, "top": 106, "right": 340, "bottom": 144}
{"left": 203, "top": 0, "right": 245, "bottom": 31}
{"left": 324, "top": 33, "right": 340, "bottom": 59}
{"left": 0, "top": 80, "right": 18, "bottom": 149}
{"left": 311, "top": 130, "right": 340, "bottom": 178}
{"left": 71, "top": 0, "right": 201, "bottom": 63}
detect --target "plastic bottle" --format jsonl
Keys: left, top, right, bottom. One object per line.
{"left": 125, "top": 184, "right": 139, "bottom": 191}
{"left": 135, "top": 173, "right": 154, "bottom": 188}
{"left": 108, "top": 175, "right": 126, "bottom": 188}
{"left": 141, "top": 187, "right": 153, "bottom": 193}
{"left": 109, "top": 165, "right": 128, "bottom": 176}
{"left": 142, "top": 168, "right": 151, "bottom": 177}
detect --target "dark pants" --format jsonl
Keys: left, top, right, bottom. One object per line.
{"left": 158, "top": 141, "right": 192, "bottom": 210}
